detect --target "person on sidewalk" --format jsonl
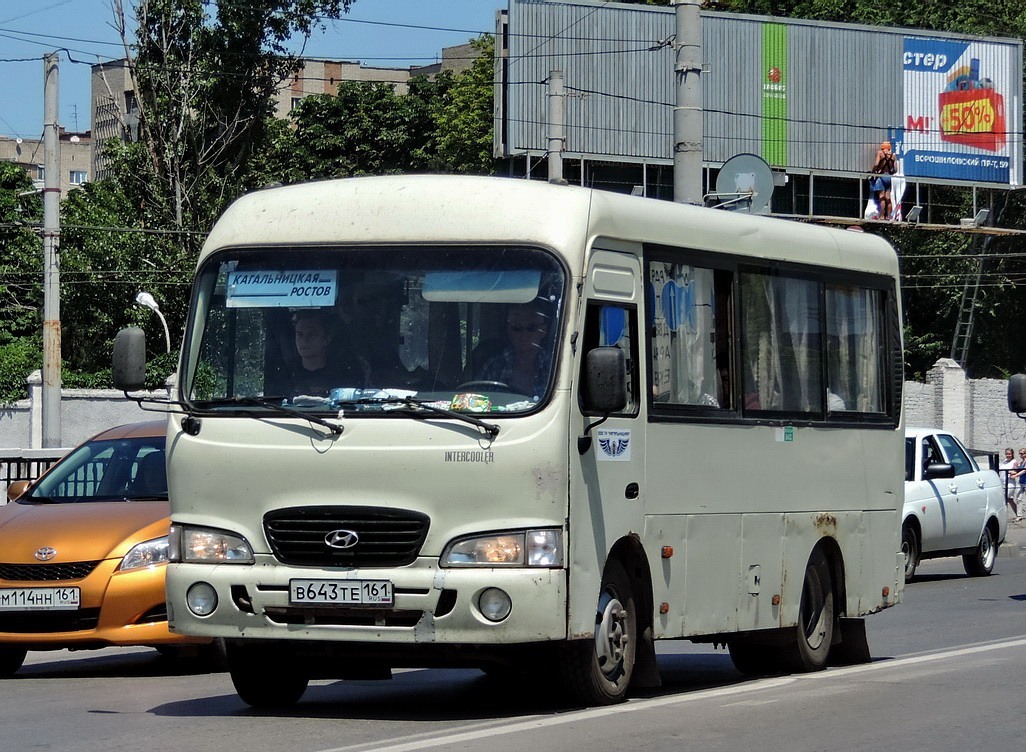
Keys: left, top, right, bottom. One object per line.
{"left": 1008, "top": 447, "right": 1026, "bottom": 522}
{"left": 999, "top": 447, "right": 1021, "bottom": 521}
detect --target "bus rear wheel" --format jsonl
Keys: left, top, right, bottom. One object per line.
{"left": 783, "top": 548, "right": 834, "bottom": 672}
{"left": 558, "top": 559, "right": 636, "bottom": 705}
{"left": 227, "top": 641, "right": 309, "bottom": 709}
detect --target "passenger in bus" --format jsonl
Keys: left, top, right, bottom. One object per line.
{"left": 291, "top": 309, "right": 362, "bottom": 396}
{"left": 479, "top": 303, "right": 552, "bottom": 397}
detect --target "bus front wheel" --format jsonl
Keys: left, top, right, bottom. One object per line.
{"left": 227, "top": 641, "right": 309, "bottom": 709}
{"left": 558, "top": 559, "right": 637, "bottom": 705}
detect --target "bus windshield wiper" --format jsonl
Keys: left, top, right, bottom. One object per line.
{"left": 359, "top": 396, "right": 500, "bottom": 438}
{"left": 206, "top": 397, "right": 343, "bottom": 435}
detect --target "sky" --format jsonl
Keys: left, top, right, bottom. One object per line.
{"left": 0, "top": 0, "right": 504, "bottom": 140}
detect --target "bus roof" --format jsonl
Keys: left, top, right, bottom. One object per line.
{"left": 202, "top": 175, "right": 898, "bottom": 277}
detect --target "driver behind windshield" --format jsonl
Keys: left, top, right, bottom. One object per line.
{"left": 290, "top": 309, "right": 366, "bottom": 397}
{"left": 478, "top": 302, "right": 552, "bottom": 398}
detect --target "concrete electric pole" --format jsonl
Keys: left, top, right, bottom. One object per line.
{"left": 42, "top": 52, "right": 62, "bottom": 448}
{"left": 673, "top": 0, "right": 703, "bottom": 205}
{"left": 547, "top": 70, "right": 567, "bottom": 185}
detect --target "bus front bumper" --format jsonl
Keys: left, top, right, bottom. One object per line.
{"left": 165, "top": 557, "right": 568, "bottom": 646}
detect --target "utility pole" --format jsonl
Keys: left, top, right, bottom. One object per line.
{"left": 547, "top": 70, "right": 567, "bottom": 185}
{"left": 672, "top": 0, "right": 703, "bottom": 204}
{"left": 42, "top": 52, "right": 62, "bottom": 448}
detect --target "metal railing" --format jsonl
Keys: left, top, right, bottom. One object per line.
{"left": 0, "top": 449, "right": 70, "bottom": 503}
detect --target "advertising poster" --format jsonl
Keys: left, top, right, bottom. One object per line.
{"left": 902, "top": 36, "right": 1015, "bottom": 184}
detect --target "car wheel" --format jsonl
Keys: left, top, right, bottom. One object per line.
{"left": 227, "top": 641, "right": 309, "bottom": 709}
{"left": 558, "top": 559, "right": 636, "bottom": 705}
{"left": 0, "top": 646, "right": 27, "bottom": 677}
{"left": 962, "top": 524, "right": 997, "bottom": 577}
{"left": 782, "top": 548, "right": 834, "bottom": 672}
{"left": 901, "top": 524, "right": 920, "bottom": 582}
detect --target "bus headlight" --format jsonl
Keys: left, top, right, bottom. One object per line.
{"left": 169, "top": 524, "right": 254, "bottom": 564}
{"left": 441, "top": 529, "right": 562, "bottom": 568}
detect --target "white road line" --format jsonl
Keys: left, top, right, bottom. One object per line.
{"left": 315, "top": 637, "right": 1026, "bottom": 752}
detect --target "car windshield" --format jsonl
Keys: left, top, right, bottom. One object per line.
{"left": 183, "top": 245, "right": 566, "bottom": 416}
{"left": 24, "top": 436, "right": 167, "bottom": 503}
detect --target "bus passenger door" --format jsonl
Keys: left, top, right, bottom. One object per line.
{"left": 568, "top": 248, "right": 646, "bottom": 639}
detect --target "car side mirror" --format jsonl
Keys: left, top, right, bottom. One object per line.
{"left": 6, "top": 480, "right": 30, "bottom": 502}
{"left": 583, "top": 347, "right": 627, "bottom": 415}
{"left": 924, "top": 462, "right": 955, "bottom": 480}
{"left": 113, "top": 327, "right": 147, "bottom": 391}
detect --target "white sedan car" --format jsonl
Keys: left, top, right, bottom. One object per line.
{"left": 903, "top": 427, "right": 1008, "bottom": 582}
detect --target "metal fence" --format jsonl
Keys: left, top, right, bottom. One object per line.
{"left": 0, "top": 449, "right": 69, "bottom": 503}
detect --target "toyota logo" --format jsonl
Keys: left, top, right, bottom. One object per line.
{"left": 35, "top": 547, "right": 57, "bottom": 561}
{"left": 324, "top": 529, "right": 359, "bottom": 549}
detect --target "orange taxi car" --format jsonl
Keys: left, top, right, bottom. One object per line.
{"left": 0, "top": 420, "right": 210, "bottom": 675}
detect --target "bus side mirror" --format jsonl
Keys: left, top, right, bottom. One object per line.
{"left": 113, "top": 327, "right": 147, "bottom": 391}
{"left": 1009, "top": 373, "right": 1026, "bottom": 415}
{"left": 583, "top": 346, "right": 627, "bottom": 414}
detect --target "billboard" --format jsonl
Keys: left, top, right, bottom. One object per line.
{"left": 901, "top": 36, "right": 1015, "bottom": 184}
{"left": 500, "top": 1, "right": 1024, "bottom": 188}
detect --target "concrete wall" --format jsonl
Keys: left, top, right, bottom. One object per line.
{"left": 3, "top": 360, "right": 1025, "bottom": 453}
{"left": 0, "top": 370, "right": 171, "bottom": 451}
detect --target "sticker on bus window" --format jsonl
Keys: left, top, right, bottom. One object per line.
{"left": 225, "top": 270, "right": 338, "bottom": 308}
{"left": 596, "top": 428, "right": 631, "bottom": 461}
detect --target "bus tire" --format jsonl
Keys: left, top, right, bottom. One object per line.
{"left": 0, "top": 646, "right": 27, "bottom": 677}
{"left": 227, "top": 641, "right": 309, "bottom": 709}
{"left": 559, "top": 558, "right": 636, "bottom": 705}
{"left": 901, "top": 523, "right": 920, "bottom": 582}
{"left": 784, "top": 548, "right": 834, "bottom": 672}
{"left": 962, "top": 524, "right": 997, "bottom": 577}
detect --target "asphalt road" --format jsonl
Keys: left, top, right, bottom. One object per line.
{"left": 2, "top": 549, "right": 1024, "bottom": 752}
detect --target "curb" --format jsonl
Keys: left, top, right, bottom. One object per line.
{"left": 1000, "top": 519, "right": 1026, "bottom": 558}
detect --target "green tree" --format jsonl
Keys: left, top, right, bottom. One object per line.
{"left": 432, "top": 36, "right": 500, "bottom": 174}
{"left": 110, "top": 0, "right": 357, "bottom": 248}
{"left": 0, "top": 162, "right": 42, "bottom": 403}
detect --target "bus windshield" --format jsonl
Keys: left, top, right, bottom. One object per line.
{"left": 183, "top": 245, "right": 566, "bottom": 415}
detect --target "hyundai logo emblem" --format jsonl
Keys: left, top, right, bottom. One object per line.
{"left": 35, "top": 547, "right": 57, "bottom": 561}
{"left": 325, "top": 529, "right": 359, "bottom": 549}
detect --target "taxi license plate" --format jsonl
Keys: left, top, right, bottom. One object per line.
{"left": 0, "top": 587, "right": 81, "bottom": 611}
{"left": 289, "top": 579, "right": 393, "bottom": 606}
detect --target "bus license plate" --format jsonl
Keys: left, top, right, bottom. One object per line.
{"left": 289, "top": 579, "right": 393, "bottom": 606}
{"left": 0, "top": 587, "right": 81, "bottom": 611}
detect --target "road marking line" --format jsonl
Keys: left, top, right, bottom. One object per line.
{"left": 315, "top": 637, "right": 1026, "bottom": 752}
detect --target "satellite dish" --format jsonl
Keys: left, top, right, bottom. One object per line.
{"left": 15, "top": 138, "right": 23, "bottom": 144}
{"left": 713, "top": 153, "right": 774, "bottom": 213}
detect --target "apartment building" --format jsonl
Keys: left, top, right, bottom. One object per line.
{"left": 0, "top": 129, "right": 92, "bottom": 193}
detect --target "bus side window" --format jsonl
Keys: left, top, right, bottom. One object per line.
{"left": 581, "top": 303, "right": 637, "bottom": 415}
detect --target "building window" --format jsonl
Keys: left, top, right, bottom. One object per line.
{"left": 70, "top": 170, "right": 87, "bottom": 185}
{"left": 36, "top": 165, "right": 45, "bottom": 180}
{"left": 291, "top": 97, "right": 303, "bottom": 111}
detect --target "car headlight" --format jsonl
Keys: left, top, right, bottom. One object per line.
{"left": 169, "top": 524, "right": 254, "bottom": 564}
{"left": 118, "top": 536, "right": 169, "bottom": 572}
{"left": 441, "top": 529, "right": 562, "bottom": 568}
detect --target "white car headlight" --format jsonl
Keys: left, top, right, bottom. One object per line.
{"left": 441, "top": 529, "right": 562, "bottom": 568}
{"left": 118, "top": 536, "right": 169, "bottom": 572}
{"left": 169, "top": 524, "right": 254, "bottom": 564}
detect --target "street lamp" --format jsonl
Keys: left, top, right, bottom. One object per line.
{"left": 135, "top": 291, "right": 171, "bottom": 354}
